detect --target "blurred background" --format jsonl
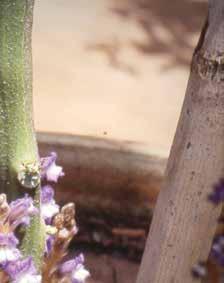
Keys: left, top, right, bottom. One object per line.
{"left": 33, "top": 0, "right": 207, "bottom": 282}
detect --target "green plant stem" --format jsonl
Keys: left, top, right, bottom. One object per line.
{"left": 21, "top": 185, "right": 46, "bottom": 270}
{"left": 0, "top": 0, "right": 37, "bottom": 198}
{"left": 0, "top": 0, "right": 45, "bottom": 269}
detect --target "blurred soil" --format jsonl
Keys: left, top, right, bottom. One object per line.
{"left": 85, "top": 251, "right": 139, "bottom": 283}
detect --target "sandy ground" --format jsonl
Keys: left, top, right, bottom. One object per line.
{"left": 33, "top": 0, "right": 207, "bottom": 157}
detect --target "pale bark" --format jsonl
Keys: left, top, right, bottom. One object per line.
{"left": 136, "top": 1, "right": 224, "bottom": 282}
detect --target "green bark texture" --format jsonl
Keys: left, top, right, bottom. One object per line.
{"left": 0, "top": 0, "right": 45, "bottom": 269}
{"left": 0, "top": 0, "right": 37, "bottom": 199}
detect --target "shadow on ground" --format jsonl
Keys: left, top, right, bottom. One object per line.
{"left": 87, "top": 0, "right": 207, "bottom": 71}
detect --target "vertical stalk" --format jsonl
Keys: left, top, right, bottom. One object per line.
{"left": 0, "top": 0, "right": 45, "bottom": 269}
{"left": 137, "top": 1, "right": 224, "bottom": 282}
{"left": 0, "top": 0, "right": 37, "bottom": 199}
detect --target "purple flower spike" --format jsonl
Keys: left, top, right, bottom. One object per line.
{"left": 41, "top": 185, "right": 59, "bottom": 222}
{"left": 4, "top": 257, "right": 41, "bottom": 283}
{"left": 0, "top": 233, "right": 21, "bottom": 263}
{"left": 60, "top": 254, "right": 90, "bottom": 283}
{"left": 8, "top": 195, "right": 38, "bottom": 229}
{"left": 41, "top": 152, "right": 64, "bottom": 183}
{"left": 208, "top": 179, "right": 224, "bottom": 204}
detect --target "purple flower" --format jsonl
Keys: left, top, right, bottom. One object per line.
{"left": 41, "top": 185, "right": 54, "bottom": 203}
{"left": 0, "top": 233, "right": 18, "bottom": 247}
{"left": 8, "top": 195, "right": 38, "bottom": 229}
{"left": 208, "top": 179, "right": 224, "bottom": 204}
{"left": 60, "top": 254, "right": 90, "bottom": 283}
{"left": 41, "top": 185, "right": 59, "bottom": 222}
{"left": 41, "top": 152, "right": 64, "bottom": 183}
{"left": 45, "top": 235, "right": 55, "bottom": 255}
{"left": 192, "top": 262, "right": 207, "bottom": 279}
{"left": 3, "top": 257, "right": 41, "bottom": 283}
{"left": 0, "top": 233, "right": 21, "bottom": 263}
{"left": 210, "top": 236, "right": 224, "bottom": 266}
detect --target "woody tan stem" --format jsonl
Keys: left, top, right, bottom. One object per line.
{"left": 136, "top": 2, "right": 224, "bottom": 282}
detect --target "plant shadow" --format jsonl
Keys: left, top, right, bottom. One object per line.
{"left": 86, "top": 0, "right": 207, "bottom": 74}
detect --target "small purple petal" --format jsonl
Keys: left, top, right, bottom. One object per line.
{"left": 41, "top": 152, "right": 64, "bottom": 183}
{"left": 60, "top": 254, "right": 90, "bottom": 283}
{"left": 210, "top": 236, "right": 224, "bottom": 266}
{"left": 3, "top": 257, "right": 41, "bottom": 282}
{"left": 208, "top": 179, "right": 224, "bottom": 204}
{"left": 45, "top": 235, "right": 55, "bottom": 255}
{"left": 71, "top": 264, "right": 90, "bottom": 283}
{"left": 8, "top": 195, "right": 38, "bottom": 228}
{"left": 0, "top": 247, "right": 21, "bottom": 264}
{"left": 41, "top": 186, "right": 59, "bottom": 221}
{"left": 41, "top": 152, "right": 57, "bottom": 172}
{"left": 46, "top": 164, "right": 64, "bottom": 183}
{"left": 41, "top": 201, "right": 59, "bottom": 222}
{"left": 192, "top": 262, "right": 207, "bottom": 279}
{"left": 0, "top": 233, "right": 18, "bottom": 248}
{"left": 41, "top": 185, "right": 54, "bottom": 203}
{"left": 40, "top": 185, "right": 59, "bottom": 222}
{"left": 60, "top": 254, "right": 84, "bottom": 274}
{"left": 0, "top": 233, "right": 21, "bottom": 263}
